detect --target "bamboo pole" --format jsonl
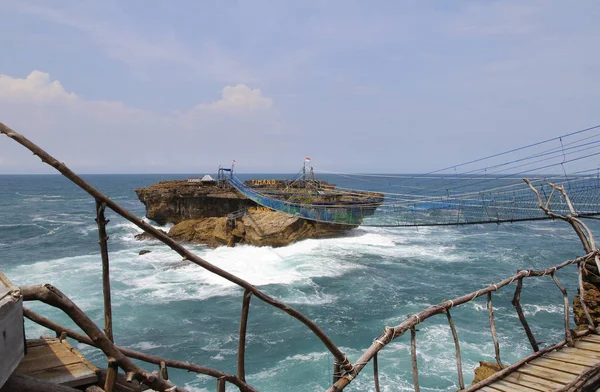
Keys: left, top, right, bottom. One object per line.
{"left": 95, "top": 200, "right": 117, "bottom": 392}
{"left": 511, "top": 278, "right": 539, "bottom": 352}
{"left": 22, "top": 308, "right": 257, "bottom": 392}
{"left": 0, "top": 123, "right": 352, "bottom": 374}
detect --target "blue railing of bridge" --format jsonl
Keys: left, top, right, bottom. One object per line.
{"left": 227, "top": 175, "right": 369, "bottom": 225}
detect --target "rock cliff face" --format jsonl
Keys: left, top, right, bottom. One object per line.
{"left": 167, "top": 209, "right": 355, "bottom": 247}
{"left": 135, "top": 180, "right": 256, "bottom": 225}
{"left": 135, "top": 180, "right": 356, "bottom": 247}
{"left": 574, "top": 280, "right": 600, "bottom": 327}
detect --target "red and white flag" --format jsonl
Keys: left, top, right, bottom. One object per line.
{"left": 305, "top": 157, "right": 311, "bottom": 162}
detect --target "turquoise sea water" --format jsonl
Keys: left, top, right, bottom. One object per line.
{"left": 0, "top": 174, "right": 596, "bottom": 392}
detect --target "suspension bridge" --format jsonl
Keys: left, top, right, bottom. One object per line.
{"left": 225, "top": 124, "right": 600, "bottom": 227}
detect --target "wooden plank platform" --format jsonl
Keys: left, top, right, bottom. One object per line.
{"left": 14, "top": 338, "right": 98, "bottom": 388}
{"left": 480, "top": 333, "right": 600, "bottom": 391}
{"left": 0, "top": 278, "right": 24, "bottom": 389}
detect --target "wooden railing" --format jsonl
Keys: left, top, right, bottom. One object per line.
{"left": 326, "top": 250, "right": 600, "bottom": 391}
{"left": 3, "top": 121, "right": 600, "bottom": 391}
{"left": 0, "top": 123, "right": 355, "bottom": 391}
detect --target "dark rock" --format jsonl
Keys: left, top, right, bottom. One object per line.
{"left": 135, "top": 181, "right": 255, "bottom": 225}
{"left": 134, "top": 229, "right": 168, "bottom": 241}
{"left": 138, "top": 250, "right": 152, "bottom": 255}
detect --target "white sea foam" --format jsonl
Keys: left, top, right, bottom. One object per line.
{"left": 109, "top": 219, "right": 174, "bottom": 243}
{"left": 79, "top": 224, "right": 99, "bottom": 235}
{"left": 128, "top": 341, "right": 163, "bottom": 350}
{"left": 284, "top": 351, "right": 328, "bottom": 362}
{"left": 52, "top": 230, "right": 376, "bottom": 304}
{"left": 248, "top": 351, "right": 329, "bottom": 383}
{"left": 34, "top": 218, "right": 86, "bottom": 225}
{"left": 523, "top": 303, "right": 562, "bottom": 316}
{"left": 16, "top": 192, "right": 63, "bottom": 199}
{"left": 0, "top": 223, "right": 45, "bottom": 228}
{"left": 48, "top": 223, "right": 483, "bottom": 307}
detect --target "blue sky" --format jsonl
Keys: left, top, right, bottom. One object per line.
{"left": 0, "top": 1, "right": 599, "bottom": 173}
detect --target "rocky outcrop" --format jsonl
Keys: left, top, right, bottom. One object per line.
{"left": 574, "top": 280, "right": 600, "bottom": 327}
{"left": 472, "top": 361, "right": 503, "bottom": 385}
{"left": 167, "top": 209, "right": 355, "bottom": 247}
{"left": 135, "top": 181, "right": 256, "bottom": 225}
{"left": 135, "top": 179, "right": 360, "bottom": 247}
{"left": 167, "top": 217, "right": 228, "bottom": 247}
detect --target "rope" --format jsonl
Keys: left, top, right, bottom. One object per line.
{"left": 228, "top": 124, "right": 600, "bottom": 227}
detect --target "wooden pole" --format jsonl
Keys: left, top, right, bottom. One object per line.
{"left": 578, "top": 261, "right": 597, "bottom": 331}
{"left": 238, "top": 289, "right": 252, "bottom": 382}
{"left": 333, "top": 359, "right": 342, "bottom": 384}
{"left": 95, "top": 200, "right": 117, "bottom": 392}
{"left": 511, "top": 277, "right": 539, "bottom": 352}
{"left": 487, "top": 292, "right": 503, "bottom": 368}
{"left": 326, "top": 252, "right": 597, "bottom": 391}
{"left": 20, "top": 284, "right": 186, "bottom": 392}
{"left": 22, "top": 308, "right": 257, "bottom": 392}
{"left": 410, "top": 327, "right": 419, "bottom": 392}
{"left": 0, "top": 123, "right": 352, "bottom": 374}
{"left": 445, "top": 309, "right": 464, "bottom": 389}
{"left": 460, "top": 334, "right": 586, "bottom": 392}
{"left": 160, "top": 361, "right": 169, "bottom": 380}
{"left": 0, "top": 373, "right": 80, "bottom": 392}
{"left": 373, "top": 353, "right": 380, "bottom": 392}
{"left": 551, "top": 272, "right": 575, "bottom": 347}
{"left": 554, "top": 359, "right": 600, "bottom": 391}
{"left": 217, "top": 377, "right": 226, "bottom": 392}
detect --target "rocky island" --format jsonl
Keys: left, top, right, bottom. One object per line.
{"left": 135, "top": 177, "right": 383, "bottom": 247}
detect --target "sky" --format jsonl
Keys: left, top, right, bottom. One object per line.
{"left": 0, "top": 1, "right": 599, "bottom": 174}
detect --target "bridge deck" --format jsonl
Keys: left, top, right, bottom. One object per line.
{"left": 14, "top": 337, "right": 98, "bottom": 388}
{"left": 479, "top": 334, "right": 600, "bottom": 392}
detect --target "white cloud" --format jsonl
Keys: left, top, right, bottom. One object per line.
{"left": 0, "top": 71, "right": 284, "bottom": 174}
{"left": 0, "top": 70, "right": 77, "bottom": 102}
{"left": 196, "top": 85, "right": 273, "bottom": 113}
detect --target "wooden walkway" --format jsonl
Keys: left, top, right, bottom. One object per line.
{"left": 14, "top": 337, "right": 98, "bottom": 388}
{"left": 479, "top": 334, "right": 600, "bottom": 392}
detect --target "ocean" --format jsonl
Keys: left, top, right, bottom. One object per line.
{"left": 0, "top": 173, "right": 596, "bottom": 392}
